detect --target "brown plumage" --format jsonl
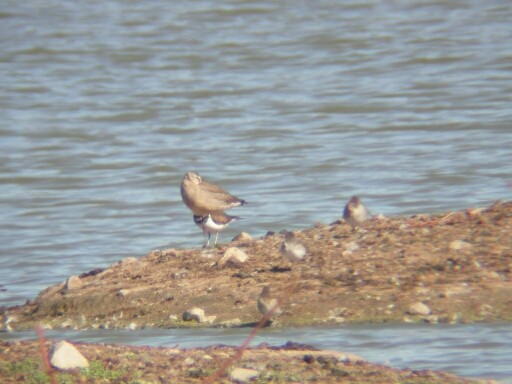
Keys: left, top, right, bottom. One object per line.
{"left": 181, "top": 172, "right": 246, "bottom": 216}
{"left": 280, "top": 231, "right": 307, "bottom": 263}
{"left": 343, "top": 196, "right": 370, "bottom": 230}
{"left": 257, "top": 286, "right": 282, "bottom": 317}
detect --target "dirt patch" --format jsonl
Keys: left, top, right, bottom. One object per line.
{"left": 0, "top": 339, "right": 490, "bottom": 383}
{"left": 2, "top": 201, "right": 511, "bottom": 331}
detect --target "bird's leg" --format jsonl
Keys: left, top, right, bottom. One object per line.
{"left": 214, "top": 232, "right": 219, "bottom": 246}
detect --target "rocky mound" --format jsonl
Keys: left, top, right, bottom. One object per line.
{"left": 2, "top": 201, "right": 511, "bottom": 331}
{"left": 0, "top": 339, "right": 490, "bottom": 383}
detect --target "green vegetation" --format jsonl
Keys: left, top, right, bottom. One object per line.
{"left": 3, "top": 358, "right": 141, "bottom": 384}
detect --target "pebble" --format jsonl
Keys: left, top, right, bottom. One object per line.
{"left": 232, "top": 232, "right": 253, "bottom": 242}
{"left": 184, "top": 357, "right": 195, "bottom": 366}
{"left": 50, "top": 340, "right": 89, "bottom": 370}
{"left": 426, "top": 315, "right": 439, "bottom": 324}
{"left": 4, "top": 315, "right": 17, "bottom": 332}
{"left": 230, "top": 367, "right": 259, "bottom": 383}
{"left": 116, "top": 289, "right": 130, "bottom": 297}
{"left": 449, "top": 239, "right": 472, "bottom": 252}
{"left": 345, "top": 241, "right": 359, "bottom": 252}
{"left": 120, "top": 256, "right": 138, "bottom": 265}
{"left": 221, "top": 318, "right": 242, "bottom": 327}
{"left": 407, "top": 302, "right": 431, "bottom": 316}
{"left": 466, "top": 207, "right": 485, "bottom": 218}
{"left": 218, "top": 247, "right": 248, "bottom": 268}
{"left": 182, "top": 307, "right": 205, "bottom": 323}
{"left": 127, "top": 322, "right": 137, "bottom": 330}
{"left": 65, "top": 276, "right": 83, "bottom": 291}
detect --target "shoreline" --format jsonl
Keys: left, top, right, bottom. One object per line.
{"left": 0, "top": 338, "right": 496, "bottom": 383}
{"left": 2, "top": 201, "right": 511, "bottom": 332}
{"left": 1, "top": 201, "right": 510, "bottom": 383}
{"left": 0, "top": 202, "right": 512, "bottom": 331}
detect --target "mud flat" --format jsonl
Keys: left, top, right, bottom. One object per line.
{"left": 2, "top": 201, "right": 511, "bottom": 332}
{"left": 0, "top": 339, "right": 496, "bottom": 383}
{"left": 1, "top": 202, "right": 510, "bottom": 383}
{"left": 2, "top": 201, "right": 512, "bottom": 332}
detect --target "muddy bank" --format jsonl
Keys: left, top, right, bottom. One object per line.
{"left": 0, "top": 339, "right": 493, "bottom": 383}
{"left": 1, "top": 201, "right": 511, "bottom": 331}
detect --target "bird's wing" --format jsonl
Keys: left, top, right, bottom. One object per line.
{"left": 199, "top": 180, "right": 244, "bottom": 207}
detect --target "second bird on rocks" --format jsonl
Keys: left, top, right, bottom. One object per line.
{"left": 343, "top": 196, "right": 370, "bottom": 230}
{"left": 280, "top": 231, "right": 307, "bottom": 268}
{"left": 193, "top": 213, "right": 240, "bottom": 248}
{"left": 257, "top": 286, "right": 282, "bottom": 319}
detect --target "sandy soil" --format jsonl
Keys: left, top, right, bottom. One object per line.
{"left": 0, "top": 339, "right": 495, "bottom": 383}
{"left": 1, "top": 201, "right": 510, "bottom": 383}
{"left": 2, "top": 201, "right": 510, "bottom": 331}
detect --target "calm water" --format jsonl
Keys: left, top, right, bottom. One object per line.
{"left": 2, "top": 324, "right": 511, "bottom": 382}
{"left": 1, "top": 0, "right": 511, "bottom": 380}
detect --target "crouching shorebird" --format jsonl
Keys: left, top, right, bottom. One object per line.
{"left": 343, "top": 196, "right": 370, "bottom": 230}
{"left": 193, "top": 213, "right": 240, "bottom": 248}
{"left": 280, "top": 231, "right": 307, "bottom": 269}
{"left": 257, "top": 286, "right": 282, "bottom": 324}
{"left": 181, "top": 171, "right": 246, "bottom": 247}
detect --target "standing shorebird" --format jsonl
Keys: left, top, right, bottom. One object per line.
{"left": 193, "top": 213, "right": 240, "bottom": 248}
{"left": 343, "top": 196, "right": 370, "bottom": 230}
{"left": 257, "top": 286, "right": 282, "bottom": 320}
{"left": 181, "top": 172, "right": 246, "bottom": 246}
{"left": 280, "top": 231, "right": 307, "bottom": 268}
{"left": 181, "top": 171, "right": 246, "bottom": 216}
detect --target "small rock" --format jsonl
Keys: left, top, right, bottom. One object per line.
{"left": 182, "top": 307, "right": 205, "bottom": 323}
{"left": 120, "top": 257, "right": 138, "bottom": 265}
{"left": 50, "top": 341, "right": 89, "bottom": 370}
{"left": 127, "top": 322, "right": 137, "bottom": 330}
{"left": 413, "top": 214, "right": 430, "bottom": 221}
{"left": 230, "top": 367, "right": 259, "bottom": 383}
{"left": 408, "top": 302, "right": 431, "bottom": 316}
{"left": 221, "top": 318, "right": 242, "bottom": 327}
{"left": 65, "top": 276, "right": 83, "bottom": 291}
{"left": 344, "top": 241, "right": 359, "bottom": 252}
{"left": 218, "top": 247, "right": 248, "bottom": 268}
{"left": 232, "top": 232, "right": 253, "bottom": 242}
{"left": 449, "top": 240, "right": 472, "bottom": 251}
{"left": 420, "top": 227, "right": 431, "bottom": 235}
{"left": 479, "top": 304, "right": 493, "bottom": 317}
{"left": 303, "top": 355, "right": 315, "bottom": 364}
{"left": 4, "top": 315, "right": 17, "bottom": 332}
{"left": 466, "top": 207, "right": 485, "bottom": 218}
{"left": 172, "top": 269, "right": 189, "bottom": 279}
{"left": 184, "top": 357, "right": 195, "bottom": 366}
{"left": 116, "top": 289, "right": 130, "bottom": 297}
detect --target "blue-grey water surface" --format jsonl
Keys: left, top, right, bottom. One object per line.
{"left": 1, "top": 0, "right": 511, "bottom": 381}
